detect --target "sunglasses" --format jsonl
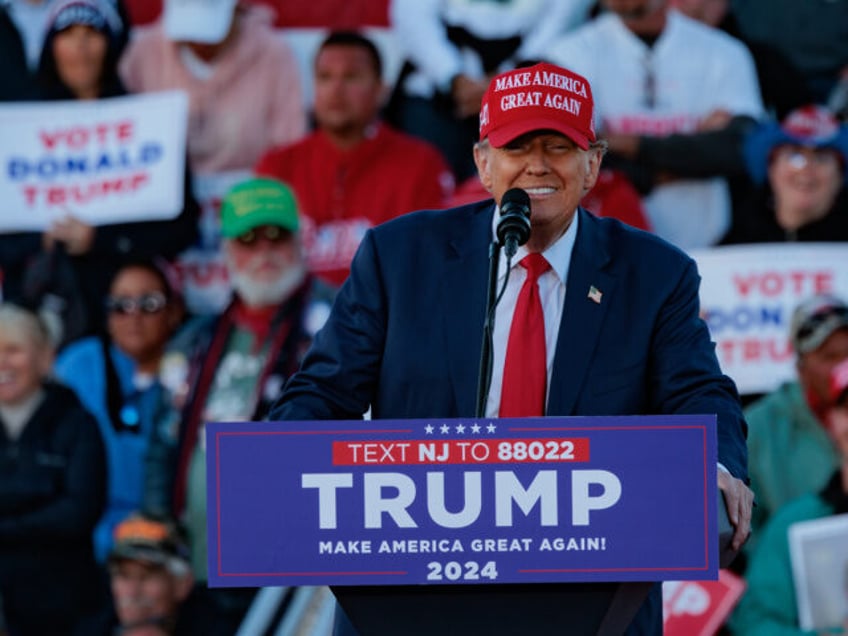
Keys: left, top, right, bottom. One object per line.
{"left": 106, "top": 292, "right": 168, "bottom": 316}
{"left": 235, "top": 225, "right": 289, "bottom": 246}
{"left": 796, "top": 306, "right": 848, "bottom": 343}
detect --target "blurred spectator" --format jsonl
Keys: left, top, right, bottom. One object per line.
{"left": 670, "top": 0, "right": 813, "bottom": 119}
{"left": 54, "top": 259, "right": 185, "bottom": 562}
{"left": 0, "top": 303, "right": 107, "bottom": 635}
{"left": 387, "top": 0, "right": 594, "bottom": 181}
{"left": 742, "top": 295, "right": 848, "bottom": 554}
{"left": 144, "top": 178, "right": 334, "bottom": 627}
{"left": 732, "top": 356, "right": 848, "bottom": 634}
{"left": 4, "top": 0, "right": 129, "bottom": 71}
{"left": 120, "top": 0, "right": 306, "bottom": 175}
{"left": 75, "top": 513, "right": 230, "bottom": 635}
{"left": 730, "top": 0, "right": 848, "bottom": 106}
{"left": 0, "top": 2, "right": 38, "bottom": 100}
{"left": 722, "top": 105, "right": 848, "bottom": 244}
{"left": 547, "top": 0, "right": 764, "bottom": 250}
{"left": 0, "top": 0, "right": 199, "bottom": 344}
{"left": 255, "top": 31, "right": 454, "bottom": 286}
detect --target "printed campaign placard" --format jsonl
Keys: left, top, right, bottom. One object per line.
{"left": 691, "top": 243, "right": 848, "bottom": 395}
{"left": 173, "top": 171, "right": 250, "bottom": 316}
{"left": 663, "top": 570, "right": 746, "bottom": 636}
{"left": 0, "top": 91, "right": 188, "bottom": 230}
{"left": 206, "top": 415, "right": 719, "bottom": 588}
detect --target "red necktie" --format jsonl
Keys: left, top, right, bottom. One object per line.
{"left": 500, "top": 253, "right": 551, "bottom": 417}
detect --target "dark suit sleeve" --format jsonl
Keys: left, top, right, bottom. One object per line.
{"left": 649, "top": 257, "right": 748, "bottom": 481}
{"left": 267, "top": 229, "right": 387, "bottom": 421}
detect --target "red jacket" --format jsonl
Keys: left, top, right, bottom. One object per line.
{"left": 256, "top": 123, "right": 454, "bottom": 286}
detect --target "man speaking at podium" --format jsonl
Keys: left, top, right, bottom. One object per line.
{"left": 268, "top": 61, "right": 752, "bottom": 635}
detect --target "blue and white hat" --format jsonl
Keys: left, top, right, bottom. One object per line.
{"left": 47, "top": 0, "right": 123, "bottom": 37}
{"left": 744, "top": 105, "right": 848, "bottom": 185}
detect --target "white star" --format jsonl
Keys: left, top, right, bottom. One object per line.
{"left": 471, "top": 423, "right": 481, "bottom": 434}
{"left": 455, "top": 424, "right": 466, "bottom": 434}
{"left": 440, "top": 424, "right": 450, "bottom": 434}
{"left": 486, "top": 423, "right": 497, "bottom": 434}
{"left": 424, "top": 424, "right": 434, "bottom": 435}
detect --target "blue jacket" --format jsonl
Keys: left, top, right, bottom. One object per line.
{"left": 55, "top": 337, "right": 165, "bottom": 561}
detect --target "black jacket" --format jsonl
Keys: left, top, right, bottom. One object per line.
{"left": 0, "top": 382, "right": 108, "bottom": 635}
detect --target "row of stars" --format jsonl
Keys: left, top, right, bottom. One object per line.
{"left": 423, "top": 423, "right": 498, "bottom": 435}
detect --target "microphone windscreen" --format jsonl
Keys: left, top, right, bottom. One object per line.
{"left": 500, "top": 188, "right": 531, "bottom": 217}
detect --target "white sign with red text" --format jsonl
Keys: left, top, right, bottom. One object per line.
{"left": 0, "top": 91, "right": 188, "bottom": 230}
{"left": 663, "top": 570, "right": 746, "bottom": 636}
{"left": 173, "top": 171, "right": 250, "bottom": 315}
{"left": 690, "top": 244, "right": 848, "bottom": 395}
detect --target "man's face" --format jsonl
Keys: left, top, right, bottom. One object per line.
{"left": 798, "top": 328, "right": 848, "bottom": 405}
{"left": 110, "top": 560, "right": 190, "bottom": 629}
{"left": 473, "top": 132, "right": 602, "bottom": 244}
{"left": 313, "top": 44, "right": 383, "bottom": 138}
{"left": 224, "top": 225, "right": 305, "bottom": 308}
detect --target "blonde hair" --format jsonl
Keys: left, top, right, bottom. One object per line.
{"left": 0, "top": 303, "right": 54, "bottom": 352}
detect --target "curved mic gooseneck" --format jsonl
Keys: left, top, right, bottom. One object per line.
{"left": 475, "top": 188, "right": 533, "bottom": 417}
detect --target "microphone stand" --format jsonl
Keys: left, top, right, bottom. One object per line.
{"left": 475, "top": 240, "right": 501, "bottom": 418}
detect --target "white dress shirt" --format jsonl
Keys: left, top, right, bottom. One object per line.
{"left": 484, "top": 210, "right": 579, "bottom": 417}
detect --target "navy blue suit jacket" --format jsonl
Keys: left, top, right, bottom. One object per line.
{"left": 269, "top": 200, "right": 747, "bottom": 480}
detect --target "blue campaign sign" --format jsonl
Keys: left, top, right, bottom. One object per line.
{"left": 206, "top": 415, "right": 719, "bottom": 588}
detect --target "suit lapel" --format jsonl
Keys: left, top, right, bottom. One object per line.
{"left": 441, "top": 201, "right": 495, "bottom": 417}
{"left": 548, "top": 209, "right": 616, "bottom": 415}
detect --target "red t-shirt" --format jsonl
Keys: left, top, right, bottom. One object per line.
{"left": 256, "top": 124, "right": 454, "bottom": 286}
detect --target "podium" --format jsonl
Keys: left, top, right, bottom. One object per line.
{"left": 331, "top": 489, "right": 738, "bottom": 635}
{"left": 206, "top": 416, "right": 729, "bottom": 636}
{"left": 333, "top": 582, "right": 654, "bottom": 635}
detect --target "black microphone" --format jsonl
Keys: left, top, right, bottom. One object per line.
{"left": 496, "top": 187, "right": 531, "bottom": 259}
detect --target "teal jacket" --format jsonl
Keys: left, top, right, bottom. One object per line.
{"left": 745, "top": 381, "right": 839, "bottom": 553}
{"left": 732, "top": 472, "right": 848, "bottom": 635}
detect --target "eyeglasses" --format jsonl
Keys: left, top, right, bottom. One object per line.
{"left": 773, "top": 146, "right": 840, "bottom": 170}
{"left": 235, "top": 225, "right": 288, "bottom": 246}
{"left": 106, "top": 292, "right": 168, "bottom": 316}
{"left": 796, "top": 306, "right": 848, "bottom": 343}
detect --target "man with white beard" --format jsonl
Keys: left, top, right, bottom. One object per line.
{"left": 143, "top": 177, "right": 335, "bottom": 630}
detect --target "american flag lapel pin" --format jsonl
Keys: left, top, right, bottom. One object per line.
{"left": 588, "top": 285, "right": 602, "bottom": 304}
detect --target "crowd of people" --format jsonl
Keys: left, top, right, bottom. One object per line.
{"left": 1, "top": 0, "right": 848, "bottom": 633}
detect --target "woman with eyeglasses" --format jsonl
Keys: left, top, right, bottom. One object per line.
{"left": 722, "top": 104, "right": 848, "bottom": 244}
{"left": 0, "top": 303, "right": 107, "bottom": 634}
{"left": 53, "top": 258, "right": 184, "bottom": 562}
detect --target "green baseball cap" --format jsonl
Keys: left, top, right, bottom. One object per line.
{"left": 220, "top": 177, "right": 300, "bottom": 238}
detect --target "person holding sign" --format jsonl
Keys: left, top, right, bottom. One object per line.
{"left": 267, "top": 61, "right": 752, "bottom": 635}
{"left": 732, "top": 358, "right": 848, "bottom": 634}
{"left": 0, "top": 0, "right": 199, "bottom": 346}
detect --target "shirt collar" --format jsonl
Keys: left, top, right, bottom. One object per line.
{"left": 491, "top": 205, "right": 579, "bottom": 285}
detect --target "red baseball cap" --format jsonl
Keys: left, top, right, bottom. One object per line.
{"left": 479, "top": 62, "right": 596, "bottom": 150}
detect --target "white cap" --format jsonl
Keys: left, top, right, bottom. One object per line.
{"left": 163, "top": 0, "right": 238, "bottom": 44}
